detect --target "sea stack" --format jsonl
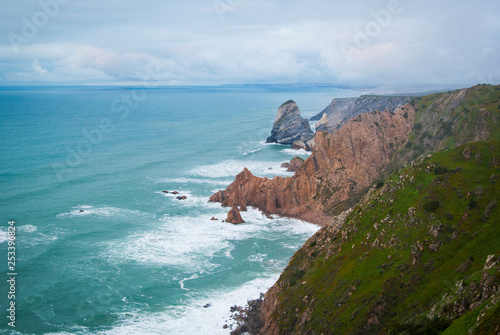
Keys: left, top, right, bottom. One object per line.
{"left": 266, "top": 100, "right": 314, "bottom": 150}
{"left": 226, "top": 206, "right": 245, "bottom": 224}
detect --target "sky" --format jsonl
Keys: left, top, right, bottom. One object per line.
{"left": 0, "top": 0, "right": 499, "bottom": 89}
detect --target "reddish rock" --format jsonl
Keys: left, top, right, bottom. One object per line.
{"left": 162, "top": 190, "right": 169, "bottom": 194}
{"left": 210, "top": 104, "right": 416, "bottom": 226}
{"left": 226, "top": 206, "right": 245, "bottom": 224}
{"left": 281, "top": 156, "right": 305, "bottom": 172}
{"left": 172, "top": 191, "right": 179, "bottom": 195}
{"left": 176, "top": 196, "right": 187, "bottom": 200}
{"left": 210, "top": 217, "right": 218, "bottom": 221}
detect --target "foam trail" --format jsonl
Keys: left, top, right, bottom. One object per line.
{"left": 179, "top": 273, "right": 200, "bottom": 291}
{"left": 280, "top": 148, "right": 312, "bottom": 156}
{"left": 0, "top": 230, "right": 7, "bottom": 243}
{"left": 57, "top": 206, "right": 145, "bottom": 219}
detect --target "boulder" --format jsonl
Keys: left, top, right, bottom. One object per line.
{"left": 226, "top": 206, "right": 245, "bottom": 224}
{"left": 266, "top": 101, "right": 314, "bottom": 147}
{"left": 176, "top": 196, "right": 187, "bottom": 200}
{"left": 281, "top": 156, "right": 305, "bottom": 172}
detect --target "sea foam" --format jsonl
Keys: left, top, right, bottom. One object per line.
{"left": 57, "top": 206, "right": 145, "bottom": 219}
{"left": 189, "top": 159, "right": 292, "bottom": 178}
{"left": 86, "top": 275, "right": 280, "bottom": 335}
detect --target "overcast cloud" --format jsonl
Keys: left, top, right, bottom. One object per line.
{"left": 1, "top": 0, "right": 499, "bottom": 88}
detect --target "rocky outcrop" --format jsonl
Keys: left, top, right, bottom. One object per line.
{"left": 224, "top": 85, "right": 500, "bottom": 335}
{"left": 226, "top": 206, "right": 245, "bottom": 224}
{"left": 266, "top": 100, "right": 314, "bottom": 149}
{"left": 211, "top": 104, "right": 416, "bottom": 225}
{"left": 310, "top": 95, "right": 411, "bottom": 133}
{"left": 281, "top": 156, "right": 305, "bottom": 172}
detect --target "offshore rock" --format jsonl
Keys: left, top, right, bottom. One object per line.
{"left": 266, "top": 100, "right": 314, "bottom": 148}
{"left": 226, "top": 206, "right": 245, "bottom": 224}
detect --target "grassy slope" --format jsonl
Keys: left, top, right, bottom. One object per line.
{"left": 272, "top": 141, "right": 500, "bottom": 334}
{"left": 398, "top": 84, "right": 500, "bottom": 164}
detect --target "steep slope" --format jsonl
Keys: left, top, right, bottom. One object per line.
{"left": 258, "top": 141, "right": 500, "bottom": 335}
{"left": 225, "top": 84, "right": 500, "bottom": 335}
{"left": 311, "top": 95, "right": 411, "bottom": 133}
{"left": 394, "top": 84, "right": 500, "bottom": 166}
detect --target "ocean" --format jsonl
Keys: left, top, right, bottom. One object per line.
{"left": 0, "top": 85, "right": 360, "bottom": 334}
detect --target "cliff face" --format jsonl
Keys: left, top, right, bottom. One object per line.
{"left": 258, "top": 141, "right": 500, "bottom": 335}
{"left": 266, "top": 100, "right": 315, "bottom": 150}
{"left": 243, "top": 84, "right": 500, "bottom": 335}
{"left": 211, "top": 104, "right": 416, "bottom": 225}
{"left": 311, "top": 95, "right": 411, "bottom": 133}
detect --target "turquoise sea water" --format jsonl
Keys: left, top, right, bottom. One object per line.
{"left": 0, "top": 85, "right": 359, "bottom": 334}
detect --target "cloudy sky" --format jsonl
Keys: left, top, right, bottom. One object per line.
{"left": 1, "top": 0, "right": 499, "bottom": 88}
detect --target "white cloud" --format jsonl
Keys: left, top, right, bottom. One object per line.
{"left": 0, "top": 0, "right": 499, "bottom": 87}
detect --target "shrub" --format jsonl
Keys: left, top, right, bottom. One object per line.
{"left": 424, "top": 200, "right": 440, "bottom": 212}
{"left": 434, "top": 166, "right": 449, "bottom": 175}
{"left": 468, "top": 198, "right": 478, "bottom": 209}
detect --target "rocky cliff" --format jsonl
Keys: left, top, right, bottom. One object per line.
{"left": 266, "top": 100, "right": 315, "bottom": 150}
{"left": 257, "top": 141, "right": 500, "bottom": 335}
{"left": 311, "top": 95, "right": 411, "bottom": 133}
{"left": 211, "top": 103, "right": 416, "bottom": 225}
{"left": 228, "top": 84, "right": 500, "bottom": 335}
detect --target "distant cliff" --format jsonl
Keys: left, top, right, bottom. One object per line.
{"left": 311, "top": 95, "right": 411, "bottom": 133}
{"left": 266, "top": 100, "right": 315, "bottom": 150}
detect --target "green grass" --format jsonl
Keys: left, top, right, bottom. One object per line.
{"left": 269, "top": 141, "right": 500, "bottom": 334}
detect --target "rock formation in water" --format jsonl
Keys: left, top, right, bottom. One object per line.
{"left": 226, "top": 206, "right": 245, "bottom": 224}
{"left": 266, "top": 100, "right": 314, "bottom": 150}
{"left": 310, "top": 95, "right": 411, "bottom": 133}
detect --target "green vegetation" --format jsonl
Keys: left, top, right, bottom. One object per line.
{"left": 393, "top": 84, "right": 500, "bottom": 168}
{"left": 270, "top": 141, "right": 500, "bottom": 334}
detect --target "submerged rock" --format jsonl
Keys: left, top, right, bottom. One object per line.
{"left": 266, "top": 100, "right": 314, "bottom": 149}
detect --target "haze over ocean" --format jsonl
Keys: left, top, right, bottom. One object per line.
{"left": 1, "top": 85, "right": 359, "bottom": 334}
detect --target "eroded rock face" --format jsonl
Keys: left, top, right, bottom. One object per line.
{"left": 226, "top": 206, "right": 245, "bottom": 224}
{"left": 311, "top": 95, "right": 411, "bottom": 133}
{"left": 281, "top": 156, "right": 305, "bottom": 172}
{"left": 211, "top": 104, "right": 416, "bottom": 226}
{"left": 266, "top": 100, "right": 314, "bottom": 147}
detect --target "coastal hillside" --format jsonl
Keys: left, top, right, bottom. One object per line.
{"left": 221, "top": 84, "right": 500, "bottom": 335}
{"left": 258, "top": 141, "right": 500, "bottom": 334}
